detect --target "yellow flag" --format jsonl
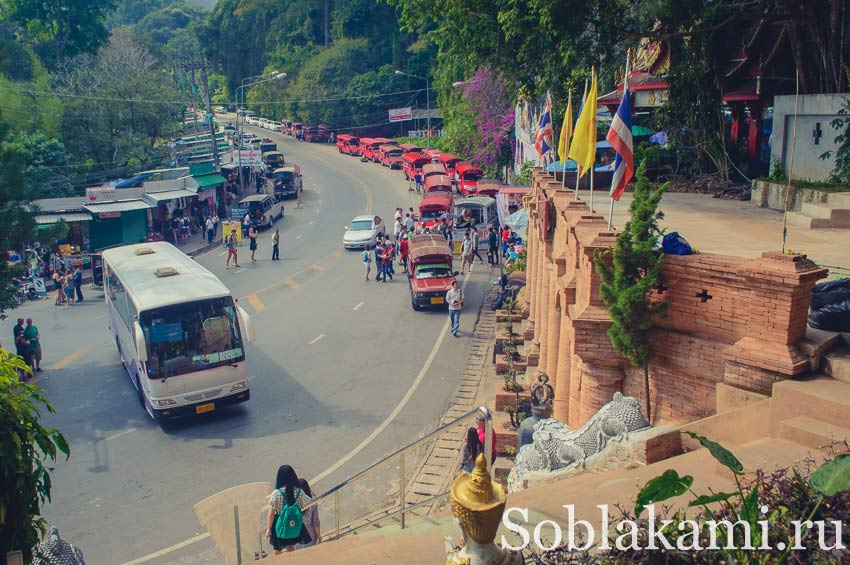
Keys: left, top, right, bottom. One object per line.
{"left": 567, "top": 68, "right": 598, "bottom": 178}
{"left": 557, "top": 90, "right": 573, "bottom": 163}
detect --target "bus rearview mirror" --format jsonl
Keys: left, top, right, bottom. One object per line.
{"left": 134, "top": 322, "right": 148, "bottom": 362}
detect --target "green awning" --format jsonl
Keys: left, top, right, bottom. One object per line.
{"left": 189, "top": 162, "right": 215, "bottom": 176}
{"left": 194, "top": 173, "right": 226, "bottom": 188}
{"left": 632, "top": 125, "right": 653, "bottom": 136}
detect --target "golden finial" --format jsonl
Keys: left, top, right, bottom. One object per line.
{"left": 450, "top": 455, "right": 507, "bottom": 544}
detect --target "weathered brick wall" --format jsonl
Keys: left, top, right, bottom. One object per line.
{"left": 523, "top": 169, "right": 827, "bottom": 428}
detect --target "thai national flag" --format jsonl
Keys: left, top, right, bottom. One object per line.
{"left": 535, "top": 100, "right": 553, "bottom": 157}
{"left": 606, "top": 90, "right": 634, "bottom": 201}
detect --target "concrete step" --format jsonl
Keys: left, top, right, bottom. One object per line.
{"left": 779, "top": 415, "right": 850, "bottom": 449}
{"left": 713, "top": 437, "right": 820, "bottom": 481}
{"left": 800, "top": 201, "right": 837, "bottom": 219}
{"left": 828, "top": 192, "right": 850, "bottom": 207}
{"left": 772, "top": 377, "right": 850, "bottom": 429}
{"left": 823, "top": 345, "right": 850, "bottom": 384}
{"left": 784, "top": 211, "right": 826, "bottom": 229}
{"left": 798, "top": 327, "right": 843, "bottom": 371}
{"left": 785, "top": 208, "right": 850, "bottom": 229}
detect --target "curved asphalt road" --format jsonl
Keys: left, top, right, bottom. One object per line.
{"left": 8, "top": 122, "right": 494, "bottom": 563}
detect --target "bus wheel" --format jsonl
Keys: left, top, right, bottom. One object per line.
{"left": 115, "top": 336, "right": 125, "bottom": 366}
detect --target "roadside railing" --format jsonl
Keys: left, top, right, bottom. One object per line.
{"left": 205, "top": 406, "right": 492, "bottom": 563}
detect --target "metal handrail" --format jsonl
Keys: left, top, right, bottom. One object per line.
{"left": 301, "top": 405, "right": 492, "bottom": 539}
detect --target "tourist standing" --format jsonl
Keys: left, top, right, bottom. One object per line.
{"left": 225, "top": 229, "right": 240, "bottom": 268}
{"left": 446, "top": 280, "right": 463, "bottom": 337}
{"left": 403, "top": 212, "right": 415, "bottom": 234}
{"left": 248, "top": 226, "right": 258, "bottom": 262}
{"left": 13, "top": 318, "right": 30, "bottom": 371}
{"left": 501, "top": 226, "right": 510, "bottom": 257}
{"left": 23, "top": 318, "right": 42, "bottom": 372}
{"left": 271, "top": 228, "right": 280, "bottom": 260}
{"left": 375, "top": 241, "right": 385, "bottom": 282}
{"left": 461, "top": 427, "right": 483, "bottom": 473}
{"left": 243, "top": 213, "right": 251, "bottom": 239}
{"left": 460, "top": 232, "right": 474, "bottom": 274}
{"left": 382, "top": 241, "right": 394, "bottom": 281}
{"left": 206, "top": 216, "right": 215, "bottom": 244}
{"left": 52, "top": 270, "right": 64, "bottom": 306}
{"left": 393, "top": 217, "right": 402, "bottom": 252}
{"left": 361, "top": 247, "right": 372, "bottom": 281}
{"left": 296, "top": 478, "right": 321, "bottom": 548}
{"left": 73, "top": 266, "right": 83, "bottom": 302}
{"left": 63, "top": 272, "right": 75, "bottom": 305}
{"left": 399, "top": 235, "right": 410, "bottom": 272}
{"left": 487, "top": 227, "right": 499, "bottom": 266}
{"left": 414, "top": 172, "right": 423, "bottom": 194}
{"left": 265, "top": 465, "right": 308, "bottom": 554}
{"left": 296, "top": 185, "right": 303, "bottom": 209}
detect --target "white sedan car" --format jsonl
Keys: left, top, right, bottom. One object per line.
{"left": 343, "top": 215, "right": 386, "bottom": 249}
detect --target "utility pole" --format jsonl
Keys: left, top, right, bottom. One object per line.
{"left": 199, "top": 51, "right": 220, "bottom": 170}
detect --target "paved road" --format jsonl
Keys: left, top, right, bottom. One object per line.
{"left": 2, "top": 125, "right": 498, "bottom": 563}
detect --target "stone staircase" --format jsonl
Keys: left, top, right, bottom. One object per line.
{"left": 263, "top": 375, "right": 850, "bottom": 565}
{"left": 786, "top": 191, "right": 850, "bottom": 229}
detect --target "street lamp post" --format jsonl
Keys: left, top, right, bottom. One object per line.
{"left": 395, "top": 70, "right": 430, "bottom": 148}
{"left": 235, "top": 72, "right": 286, "bottom": 196}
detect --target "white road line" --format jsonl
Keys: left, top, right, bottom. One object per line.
{"left": 234, "top": 268, "right": 245, "bottom": 274}
{"left": 295, "top": 234, "right": 303, "bottom": 240}
{"left": 104, "top": 428, "right": 137, "bottom": 442}
{"left": 308, "top": 334, "right": 325, "bottom": 345}
{"left": 310, "top": 271, "right": 472, "bottom": 486}
{"left": 119, "top": 533, "right": 211, "bottom": 565}
{"left": 352, "top": 301, "right": 365, "bottom": 311}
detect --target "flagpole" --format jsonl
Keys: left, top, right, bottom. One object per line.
{"left": 608, "top": 48, "right": 631, "bottom": 230}
{"left": 589, "top": 166, "right": 595, "bottom": 211}
{"left": 575, "top": 78, "right": 588, "bottom": 199}
{"left": 561, "top": 90, "right": 571, "bottom": 191}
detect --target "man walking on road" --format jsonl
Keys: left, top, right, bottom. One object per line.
{"left": 23, "top": 318, "right": 42, "bottom": 372}
{"left": 73, "top": 266, "right": 84, "bottom": 302}
{"left": 271, "top": 228, "right": 280, "bottom": 260}
{"left": 225, "top": 229, "right": 240, "bottom": 268}
{"left": 296, "top": 185, "right": 303, "bottom": 209}
{"left": 446, "top": 280, "right": 463, "bottom": 337}
{"left": 471, "top": 230, "right": 484, "bottom": 264}
{"left": 487, "top": 227, "right": 499, "bottom": 266}
{"left": 460, "top": 232, "right": 474, "bottom": 274}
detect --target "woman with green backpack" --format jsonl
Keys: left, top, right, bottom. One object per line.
{"left": 265, "top": 465, "right": 310, "bottom": 553}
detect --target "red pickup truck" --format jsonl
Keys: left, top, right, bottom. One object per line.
{"left": 407, "top": 234, "right": 457, "bottom": 311}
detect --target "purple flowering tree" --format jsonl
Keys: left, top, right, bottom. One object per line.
{"left": 461, "top": 68, "right": 515, "bottom": 177}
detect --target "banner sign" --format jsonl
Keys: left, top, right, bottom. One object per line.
{"left": 388, "top": 107, "right": 413, "bottom": 122}
{"left": 86, "top": 187, "right": 116, "bottom": 203}
{"left": 233, "top": 150, "right": 262, "bottom": 166}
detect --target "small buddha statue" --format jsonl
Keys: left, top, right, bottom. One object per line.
{"left": 446, "top": 454, "right": 522, "bottom": 565}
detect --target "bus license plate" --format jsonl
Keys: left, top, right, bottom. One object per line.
{"left": 196, "top": 403, "right": 215, "bottom": 414}
{"left": 431, "top": 297, "right": 444, "bottom": 305}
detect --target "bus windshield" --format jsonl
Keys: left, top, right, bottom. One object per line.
{"left": 141, "top": 297, "right": 244, "bottom": 379}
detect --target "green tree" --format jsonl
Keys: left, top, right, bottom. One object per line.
{"left": 5, "top": 0, "right": 116, "bottom": 67}
{"left": 5, "top": 132, "right": 73, "bottom": 198}
{"left": 594, "top": 162, "right": 668, "bottom": 421}
{"left": 0, "top": 348, "right": 70, "bottom": 560}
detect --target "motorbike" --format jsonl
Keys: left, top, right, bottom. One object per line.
{"left": 12, "top": 277, "right": 37, "bottom": 304}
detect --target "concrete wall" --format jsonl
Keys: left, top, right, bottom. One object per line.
{"left": 522, "top": 169, "right": 829, "bottom": 428}
{"left": 751, "top": 180, "right": 831, "bottom": 212}
{"left": 771, "top": 94, "right": 847, "bottom": 182}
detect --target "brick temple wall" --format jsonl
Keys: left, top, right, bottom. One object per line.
{"left": 522, "top": 170, "right": 827, "bottom": 427}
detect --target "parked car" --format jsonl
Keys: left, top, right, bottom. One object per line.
{"left": 272, "top": 165, "right": 302, "bottom": 199}
{"left": 343, "top": 215, "right": 385, "bottom": 249}
{"left": 239, "top": 194, "right": 283, "bottom": 229}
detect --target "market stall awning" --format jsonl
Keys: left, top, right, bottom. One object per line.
{"left": 142, "top": 189, "right": 197, "bottom": 204}
{"left": 83, "top": 199, "right": 152, "bottom": 214}
{"left": 34, "top": 212, "right": 92, "bottom": 225}
{"left": 194, "top": 173, "right": 226, "bottom": 189}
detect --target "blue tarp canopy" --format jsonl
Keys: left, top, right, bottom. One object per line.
{"left": 505, "top": 208, "right": 528, "bottom": 241}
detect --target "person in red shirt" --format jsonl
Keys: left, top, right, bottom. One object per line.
{"left": 399, "top": 235, "right": 410, "bottom": 271}
{"left": 381, "top": 240, "right": 394, "bottom": 282}
{"left": 501, "top": 226, "right": 510, "bottom": 258}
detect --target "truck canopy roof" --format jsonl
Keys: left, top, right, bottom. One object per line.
{"left": 408, "top": 234, "right": 452, "bottom": 263}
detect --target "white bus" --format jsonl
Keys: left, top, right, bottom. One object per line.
{"left": 102, "top": 242, "right": 254, "bottom": 420}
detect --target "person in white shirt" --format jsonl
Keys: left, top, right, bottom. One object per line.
{"left": 446, "top": 280, "right": 463, "bottom": 337}
{"left": 205, "top": 217, "right": 215, "bottom": 244}
{"left": 403, "top": 213, "right": 415, "bottom": 233}
{"left": 393, "top": 219, "right": 402, "bottom": 252}
{"left": 460, "top": 232, "right": 474, "bottom": 274}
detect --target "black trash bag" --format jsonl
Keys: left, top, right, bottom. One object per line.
{"left": 808, "top": 299, "right": 850, "bottom": 332}
{"left": 810, "top": 278, "right": 850, "bottom": 310}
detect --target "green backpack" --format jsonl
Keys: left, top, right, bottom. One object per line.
{"left": 274, "top": 488, "right": 303, "bottom": 539}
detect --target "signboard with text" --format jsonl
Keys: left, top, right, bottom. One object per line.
{"left": 86, "top": 187, "right": 116, "bottom": 203}
{"left": 233, "top": 150, "right": 263, "bottom": 166}
{"left": 388, "top": 107, "right": 413, "bottom": 122}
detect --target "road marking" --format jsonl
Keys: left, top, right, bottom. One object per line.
{"left": 104, "top": 428, "right": 137, "bottom": 442}
{"left": 51, "top": 347, "right": 89, "bottom": 370}
{"left": 282, "top": 278, "right": 300, "bottom": 289}
{"left": 295, "top": 234, "right": 303, "bottom": 240}
{"left": 218, "top": 250, "right": 227, "bottom": 257}
{"left": 308, "top": 334, "right": 325, "bottom": 345}
{"left": 308, "top": 221, "right": 314, "bottom": 225}
{"left": 310, "top": 263, "right": 327, "bottom": 271}
{"left": 234, "top": 268, "right": 245, "bottom": 274}
{"left": 119, "top": 533, "right": 211, "bottom": 565}
{"left": 247, "top": 294, "right": 266, "bottom": 313}
{"left": 311, "top": 272, "right": 472, "bottom": 485}
{"left": 352, "top": 301, "right": 365, "bottom": 311}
